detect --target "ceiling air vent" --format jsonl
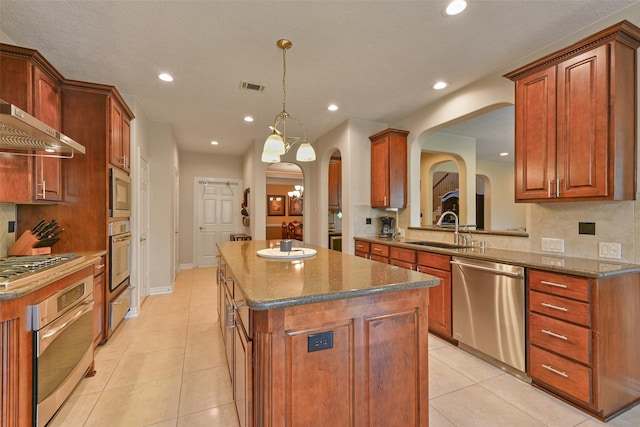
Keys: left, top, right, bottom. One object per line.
{"left": 240, "top": 81, "right": 266, "bottom": 92}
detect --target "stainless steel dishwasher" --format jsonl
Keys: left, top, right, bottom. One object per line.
{"left": 451, "top": 256, "right": 526, "bottom": 375}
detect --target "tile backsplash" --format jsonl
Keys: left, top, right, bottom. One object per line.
{"left": 0, "top": 203, "right": 16, "bottom": 257}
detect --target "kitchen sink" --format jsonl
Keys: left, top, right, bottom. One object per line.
{"left": 406, "top": 241, "right": 470, "bottom": 249}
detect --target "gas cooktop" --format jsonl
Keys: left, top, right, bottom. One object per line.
{"left": 0, "top": 254, "right": 84, "bottom": 289}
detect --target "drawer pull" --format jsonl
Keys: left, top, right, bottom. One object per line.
{"left": 541, "top": 329, "right": 568, "bottom": 340}
{"left": 541, "top": 302, "right": 568, "bottom": 312}
{"left": 541, "top": 280, "right": 567, "bottom": 289}
{"left": 373, "top": 248, "right": 382, "bottom": 252}
{"left": 541, "top": 364, "right": 569, "bottom": 378}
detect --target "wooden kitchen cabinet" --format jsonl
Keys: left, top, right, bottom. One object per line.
{"left": 369, "top": 128, "right": 409, "bottom": 208}
{"left": 527, "top": 269, "right": 640, "bottom": 421}
{"left": 354, "top": 239, "right": 370, "bottom": 259}
{"left": 0, "top": 43, "right": 63, "bottom": 203}
{"left": 109, "top": 98, "right": 131, "bottom": 172}
{"left": 417, "top": 251, "right": 452, "bottom": 339}
{"left": 505, "top": 21, "right": 640, "bottom": 202}
{"left": 370, "top": 242, "right": 390, "bottom": 263}
{"left": 328, "top": 156, "right": 341, "bottom": 211}
{"left": 93, "top": 255, "right": 106, "bottom": 347}
{"left": 390, "top": 246, "right": 416, "bottom": 270}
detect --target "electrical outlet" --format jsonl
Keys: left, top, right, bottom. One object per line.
{"left": 307, "top": 331, "right": 333, "bottom": 353}
{"left": 366, "top": 218, "right": 372, "bottom": 225}
{"left": 541, "top": 238, "right": 565, "bottom": 253}
{"left": 599, "top": 242, "right": 622, "bottom": 260}
{"left": 7, "top": 221, "right": 15, "bottom": 233}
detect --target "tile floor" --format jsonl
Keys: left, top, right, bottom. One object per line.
{"left": 51, "top": 267, "right": 640, "bottom": 426}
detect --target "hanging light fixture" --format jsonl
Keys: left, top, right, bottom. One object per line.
{"left": 261, "top": 39, "right": 316, "bottom": 163}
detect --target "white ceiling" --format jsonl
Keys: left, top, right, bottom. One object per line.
{"left": 1, "top": 1, "right": 638, "bottom": 161}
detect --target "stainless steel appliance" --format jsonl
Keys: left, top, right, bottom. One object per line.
{"left": 379, "top": 216, "right": 395, "bottom": 237}
{"left": 109, "top": 167, "right": 131, "bottom": 217}
{"left": 451, "top": 256, "right": 526, "bottom": 375}
{"left": 108, "top": 220, "right": 132, "bottom": 333}
{"left": 0, "top": 254, "right": 84, "bottom": 288}
{"left": 0, "top": 99, "right": 86, "bottom": 156}
{"left": 109, "top": 220, "right": 131, "bottom": 292}
{"left": 29, "top": 274, "right": 94, "bottom": 427}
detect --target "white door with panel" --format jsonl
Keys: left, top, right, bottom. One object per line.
{"left": 195, "top": 179, "right": 241, "bottom": 267}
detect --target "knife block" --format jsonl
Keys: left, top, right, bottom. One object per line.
{"left": 8, "top": 231, "right": 51, "bottom": 255}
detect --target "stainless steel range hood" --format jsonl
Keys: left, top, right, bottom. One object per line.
{"left": 0, "top": 99, "right": 85, "bottom": 157}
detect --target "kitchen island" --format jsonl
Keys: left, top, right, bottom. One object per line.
{"left": 217, "top": 240, "right": 440, "bottom": 427}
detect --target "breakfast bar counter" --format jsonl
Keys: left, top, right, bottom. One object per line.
{"left": 217, "top": 240, "right": 440, "bottom": 427}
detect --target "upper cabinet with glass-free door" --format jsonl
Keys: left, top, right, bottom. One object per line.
{"left": 505, "top": 20, "right": 640, "bottom": 202}
{"left": 370, "top": 128, "right": 409, "bottom": 209}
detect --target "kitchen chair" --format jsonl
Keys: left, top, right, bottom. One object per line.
{"left": 288, "top": 221, "right": 303, "bottom": 241}
{"left": 281, "top": 222, "right": 289, "bottom": 239}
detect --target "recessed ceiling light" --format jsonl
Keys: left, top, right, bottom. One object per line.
{"left": 499, "top": 152, "right": 509, "bottom": 157}
{"left": 445, "top": 0, "right": 467, "bottom": 16}
{"left": 433, "top": 81, "right": 448, "bottom": 90}
{"left": 244, "top": 116, "right": 254, "bottom": 122}
{"left": 211, "top": 141, "right": 219, "bottom": 146}
{"left": 158, "top": 73, "right": 174, "bottom": 82}
{"left": 327, "top": 104, "right": 338, "bottom": 111}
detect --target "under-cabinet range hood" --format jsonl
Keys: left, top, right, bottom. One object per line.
{"left": 0, "top": 99, "right": 85, "bottom": 156}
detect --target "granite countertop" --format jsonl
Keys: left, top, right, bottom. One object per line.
{"left": 0, "top": 250, "right": 106, "bottom": 300}
{"left": 355, "top": 236, "right": 640, "bottom": 278}
{"left": 218, "top": 240, "right": 440, "bottom": 311}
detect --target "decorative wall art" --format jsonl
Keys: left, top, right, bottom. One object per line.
{"left": 288, "top": 196, "right": 303, "bottom": 216}
{"left": 267, "top": 195, "right": 285, "bottom": 216}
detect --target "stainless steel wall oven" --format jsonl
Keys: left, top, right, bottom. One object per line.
{"left": 30, "top": 274, "right": 94, "bottom": 427}
{"left": 109, "top": 220, "right": 131, "bottom": 292}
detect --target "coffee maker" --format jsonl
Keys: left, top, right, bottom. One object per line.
{"left": 379, "top": 216, "right": 395, "bottom": 238}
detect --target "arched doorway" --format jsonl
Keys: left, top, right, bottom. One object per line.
{"left": 265, "top": 162, "right": 304, "bottom": 240}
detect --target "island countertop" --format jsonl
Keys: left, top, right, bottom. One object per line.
{"left": 217, "top": 240, "right": 440, "bottom": 310}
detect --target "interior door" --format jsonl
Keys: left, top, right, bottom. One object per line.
{"left": 195, "top": 179, "right": 240, "bottom": 267}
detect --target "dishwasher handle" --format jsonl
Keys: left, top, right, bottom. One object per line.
{"left": 450, "top": 259, "right": 523, "bottom": 278}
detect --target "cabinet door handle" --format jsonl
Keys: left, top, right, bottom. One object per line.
{"left": 541, "top": 302, "right": 568, "bottom": 312}
{"left": 541, "top": 329, "right": 568, "bottom": 340}
{"left": 373, "top": 248, "right": 382, "bottom": 252}
{"left": 541, "top": 364, "right": 569, "bottom": 378}
{"left": 548, "top": 179, "right": 552, "bottom": 198}
{"left": 557, "top": 178, "right": 562, "bottom": 197}
{"left": 541, "top": 280, "right": 567, "bottom": 289}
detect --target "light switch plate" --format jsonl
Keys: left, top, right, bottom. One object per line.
{"left": 599, "top": 242, "right": 622, "bottom": 259}
{"left": 541, "top": 238, "right": 565, "bottom": 253}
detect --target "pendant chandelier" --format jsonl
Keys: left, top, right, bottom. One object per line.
{"left": 261, "top": 39, "right": 316, "bottom": 163}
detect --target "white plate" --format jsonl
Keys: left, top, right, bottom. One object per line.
{"left": 256, "top": 248, "right": 317, "bottom": 259}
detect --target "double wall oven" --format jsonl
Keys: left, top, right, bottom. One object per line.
{"left": 108, "top": 220, "right": 132, "bottom": 334}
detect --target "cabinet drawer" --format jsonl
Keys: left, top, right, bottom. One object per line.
{"left": 390, "top": 259, "right": 414, "bottom": 270}
{"left": 370, "top": 243, "right": 389, "bottom": 257}
{"left": 390, "top": 247, "right": 415, "bottom": 264}
{"left": 416, "top": 251, "right": 451, "bottom": 271}
{"left": 529, "top": 270, "right": 589, "bottom": 302}
{"left": 355, "top": 251, "right": 369, "bottom": 259}
{"left": 93, "top": 256, "right": 106, "bottom": 275}
{"left": 529, "top": 346, "right": 591, "bottom": 404}
{"left": 354, "top": 240, "right": 370, "bottom": 253}
{"left": 530, "top": 291, "right": 590, "bottom": 327}
{"left": 370, "top": 254, "right": 389, "bottom": 264}
{"left": 529, "top": 313, "right": 591, "bottom": 365}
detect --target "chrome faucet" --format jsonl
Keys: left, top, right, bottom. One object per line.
{"left": 437, "top": 210, "right": 461, "bottom": 245}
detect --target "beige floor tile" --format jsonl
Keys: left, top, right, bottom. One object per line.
{"left": 147, "top": 420, "right": 178, "bottom": 427}
{"left": 184, "top": 338, "right": 226, "bottom": 373}
{"left": 177, "top": 403, "right": 239, "bottom": 427}
{"left": 188, "top": 308, "right": 218, "bottom": 325}
{"left": 480, "top": 374, "right": 588, "bottom": 426}
{"left": 85, "top": 375, "right": 182, "bottom": 427}
{"left": 74, "top": 357, "right": 119, "bottom": 395}
{"left": 124, "top": 324, "right": 188, "bottom": 355}
{"left": 428, "top": 334, "right": 453, "bottom": 351}
{"left": 431, "top": 345, "right": 504, "bottom": 383}
{"left": 178, "top": 365, "right": 233, "bottom": 417}
{"left": 429, "top": 355, "right": 474, "bottom": 399}
{"left": 431, "top": 384, "right": 545, "bottom": 427}
{"left": 48, "top": 391, "right": 101, "bottom": 427}
{"left": 575, "top": 404, "right": 640, "bottom": 426}
{"left": 94, "top": 319, "right": 138, "bottom": 362}
{"left": 106, "top": 347, "right": 185, "bottom": 389}
{"left": 429, "top": 405, "right": 456, "bottom": 427}
{"left": 186, "top": 319, "right": 219, "bottom": 345}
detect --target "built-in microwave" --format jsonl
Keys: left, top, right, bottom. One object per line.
{"left": 109, "top": 167, "right": 131, "bottom": 218}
